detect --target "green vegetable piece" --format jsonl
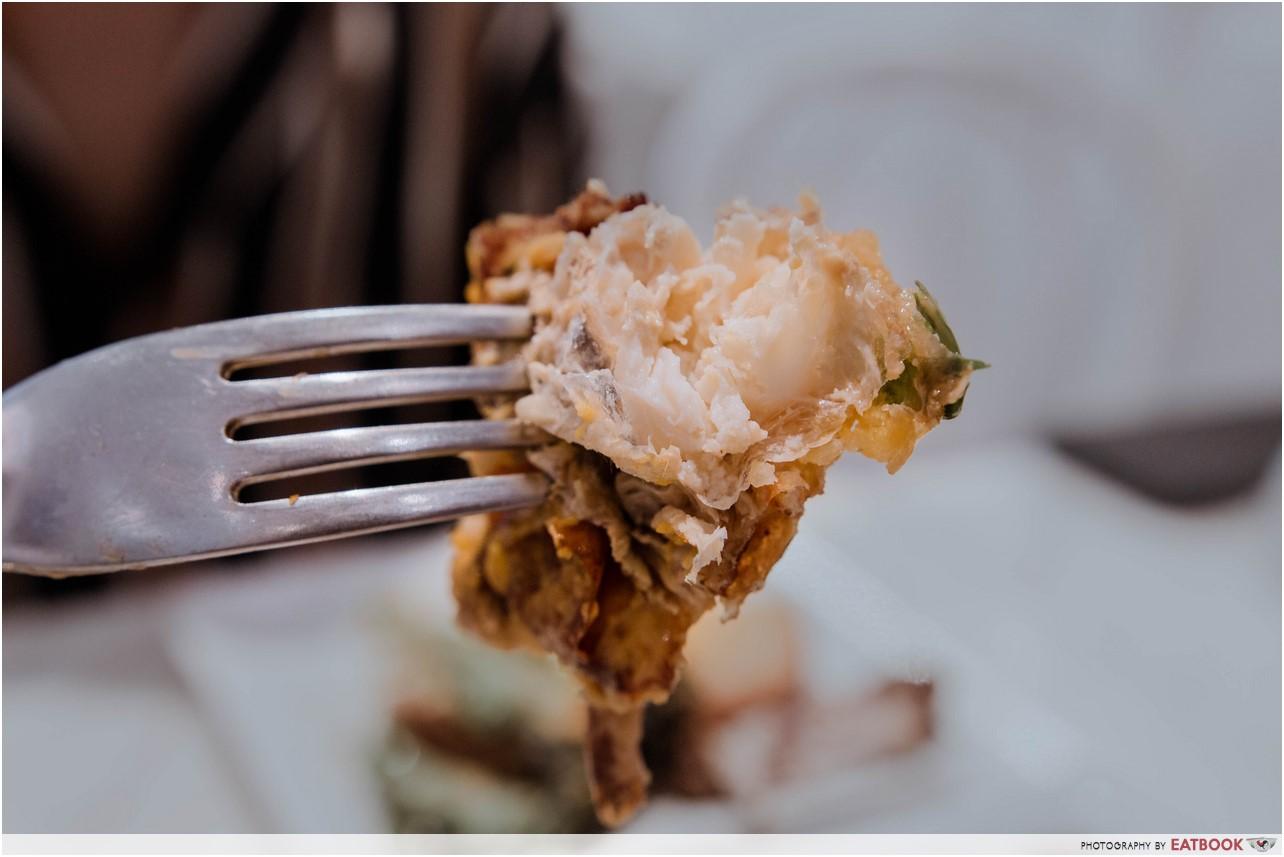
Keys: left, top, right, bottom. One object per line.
{"left": 911, "top": 281, "right": 988, "bottom": 420}
{"left": 913, "top": 281, "right": 961, "bottom": 353}
{"left": 878, "top": 361, "right": 922, "bottom": 410}
{"left": 944, "top": 355, "right": 991, "bottom": 373}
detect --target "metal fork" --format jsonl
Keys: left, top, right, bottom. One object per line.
{"left": 2, "top": 305, "right": 549, "bottom": 577}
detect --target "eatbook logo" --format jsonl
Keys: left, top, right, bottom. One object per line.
{"left": 1248, "top": 840, "right": 1276, "bottom": 853}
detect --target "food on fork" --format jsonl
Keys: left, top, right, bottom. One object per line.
{"left": 450, "top": 180, "right": 982, "bottom": 826}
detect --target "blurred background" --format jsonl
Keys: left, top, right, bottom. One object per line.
{"left": 3, "top": 2, "right": 1279, "bottom": 835}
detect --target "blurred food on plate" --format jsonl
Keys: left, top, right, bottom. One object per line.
{"left": 376, "top": 593, "right": 934, "bottom": 833}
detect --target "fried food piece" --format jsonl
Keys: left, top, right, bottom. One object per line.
{"left": 584, "top": 705, "right": 649, "bottom": 827}
{"left": 451, "top": 181, "right": 979, "bottom": 825}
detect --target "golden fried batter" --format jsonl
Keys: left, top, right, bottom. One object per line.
{"left": 450, "top": 181, "right": 978, "bottom": 825}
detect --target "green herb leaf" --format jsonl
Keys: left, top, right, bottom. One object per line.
{"left": 913, "top": 281, "right": 961, "bottom": 353}
{"left": 912, "top": 281, "right": 988, "bottom": 420}
{"left": 943, "top": 355, "right": 991, "bottom": 373}
{"left": 877, "top": 361, "right": 922, "bottom": 409}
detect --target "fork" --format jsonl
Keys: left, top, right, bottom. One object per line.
{"left": 2, "top": 305, "right": 549, "bottom": 577}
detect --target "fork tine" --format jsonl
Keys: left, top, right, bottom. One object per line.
{"left": 232, "top": 419, "right": 546, "bottom": 487}
{"left": 227, "top": 362, "right": 527, "bottom": 427}
{"left": 178, "top": 305, "right": 532, "bottom": 371}
{"left": 238, "top": 473, "right": 548, "bottom": 545}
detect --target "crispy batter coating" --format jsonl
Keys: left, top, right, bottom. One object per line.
{"left": 450, "top": 181, "right": 972, "bottom": 825}
{"left": 584, "top": 705, "right": 649, "bottom": 827}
